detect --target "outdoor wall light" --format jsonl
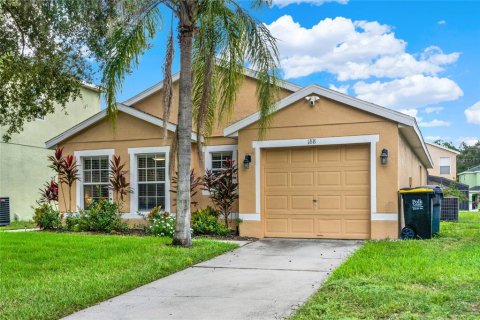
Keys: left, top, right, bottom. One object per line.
{"left": 380, "top": 148, "right": 388, "bottom": 165}
{"left": 243, "top": 154, "right": 252, "bottom": 169}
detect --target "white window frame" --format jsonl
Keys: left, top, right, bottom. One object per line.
{"left": 202, "top": 145, "right": 238, "bottom": 195}
{"left": 439, "top": 157, "right": 451, "bottom": 175}
{"left": 74, "top": 149, "right": 115, "bottom": 211}
{"left": 129, "top": 146, "right": 170, "bottom": 214}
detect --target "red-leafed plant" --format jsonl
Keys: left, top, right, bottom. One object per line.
{"left": 171, "top": 169, "right": 202, "bottom": 207}
{"left": 202, "top": 159, "right": 239, "bottom": 228}
{"left": 38, "top": 180, "right": 59, "bottom": 207}
{"left": 109, "top": 155, "right": 132, "bottom": 209}
{"left": 48, "top": 147, "right": 67, "bottom": 210}
{"left": 61, "top": 154, "right": 79, "bottom": 212}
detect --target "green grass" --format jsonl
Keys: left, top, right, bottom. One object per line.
{"left": 292, "top": 211, "right": 480, "bottom": 320}
{"left": 0, "top": 220, "right": 36, "bottom": 231}
{"left": 0, "top": 233, "right": 237, "bottom": 320}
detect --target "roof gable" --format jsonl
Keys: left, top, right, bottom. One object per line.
{"left": 426, "top": 142, "right": 461, "bottom": 155}
{"left": 45, "top": 104, "right": 198, "bottom": 148}
{"left": 459, "top": 165, "right": 480, "bottom": 175}
{"left": 122, "top": 67, "right": 302, "bottom": 106}
{"left": 224, "top": 84, "right": 433, "bottom": 168}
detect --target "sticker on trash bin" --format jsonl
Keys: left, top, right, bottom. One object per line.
{"left": 412, "top": 199, "right": 424, "bottom": 210}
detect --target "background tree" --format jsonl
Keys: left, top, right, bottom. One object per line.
{"left": 433, "top": 139, "right": 460, "bottom": 152}
{"left": 457, "top": 141, "right": 480, "bottom": 174}
{"left": 0, "top": 0, "right": 92, "bottom": 141}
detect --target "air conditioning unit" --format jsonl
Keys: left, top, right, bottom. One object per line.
{"left": 0, "top": 197, "right": 10, "bottom": 226}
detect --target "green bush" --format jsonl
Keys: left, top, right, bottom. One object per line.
{"left": 33, "top": 204, "right": 61, "bottom": 230}
{"left": 192, "top": 207, "right": 231, "bottom": 236}
{"left": 65, "top": 200, "right": 127, "bottom": 233}
{"left": 145, "top": 207, "right": 176, "bottom": 237}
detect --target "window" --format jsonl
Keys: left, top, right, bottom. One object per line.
{"left": 211, "top": 151, "right": 233, "bottom": 174}
{"left": 439, "top": 157, "right": 451, "bottom": 175}
{"left": 202, "top": 145, "right": 238, "bottom": 196}
{"left": 137, "top": 153, "right": 166, "bottom": 211}
{"left": 82, "top": 156, "right": 109, "bottom": 208}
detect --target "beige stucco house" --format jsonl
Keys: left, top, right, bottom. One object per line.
{"left": 425, "top": 142, "right": 460, "bottom": 180}
{"left": 46, "top": 72, "right": 433, "bottom": 240}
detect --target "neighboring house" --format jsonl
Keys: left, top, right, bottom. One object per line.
{"left": 425, "top": 142, "right": 460, "bottom": 181}
{"left": 458, "top": 165, "right": 480, "bottom": 211}
{"left": 0, "top": 84, "right": 101, "bottom": 220}
{"left": 46, "top": 71, "right": 433, "bottom": 240}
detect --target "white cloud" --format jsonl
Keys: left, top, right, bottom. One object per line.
{"left": 438, "top": 20, "right": 447, "bottom": 25}
{"left": 457, "top": 137, "right": 479, "bottom": 146}
{"left": 353, "top": 75, "right": 463, "bottom": 109}
{"left": 465, "top": 101, "right": 480, "bottom": 124}
{"left": 328, "top": 84, "right": 350, "bottom": 94}
{"left": 266, "top": 16, "right": 460, "bottom": 80}
{"left": 424, "top": 106, "right": 444, "bottom": 114}
{"left": 419, "top": 119, "right": 451, "bottom": 127}
{"left": 271, "top": 0, "right": 347, "bottom": 8}
{"left": 400, "top": 108, "right": 421, "bottom": 119}
{"left": 425, "top": 136, "right": 444, "bottom": 142}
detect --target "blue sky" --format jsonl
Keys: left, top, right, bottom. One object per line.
{"left": 112, "top": 0, "right": 480, "bottom": 146}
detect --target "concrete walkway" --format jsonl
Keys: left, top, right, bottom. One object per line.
{"left": 64, "top": 239, "right": 362, "bottom": 320}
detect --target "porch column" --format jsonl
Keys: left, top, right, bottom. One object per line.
{"left": 469, "top": 193, "right": 474, "bottom": 211}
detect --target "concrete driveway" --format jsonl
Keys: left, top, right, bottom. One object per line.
{"left": 64, "top": 239, "right": 362, "bottom": 320}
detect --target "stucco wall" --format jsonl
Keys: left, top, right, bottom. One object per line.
{"left": 236, "top": 96, "right": 401, "bottom": 239}
{"left": 426, "top": 143, "right": 457, "bottom": 179}
{"left": 58, "top": 112, "right": 237, "bottom": 214}
{"left": 398, "top": 133, "right": 428, "bottom": 189}
{"left": 0, "top": 87, "right": 101, "bottom": 220}
{"left": 131, "top": 76, "right": 293, "bottom": 137}
{"left": 459, "top": 172, "right": 480, "bottom": 187}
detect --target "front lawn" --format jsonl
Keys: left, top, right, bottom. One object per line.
{"left": 292, "top": 211, "right": 480, "bottom": 319}
{"left": 0, "top": 220, "right": 36, "bottom": 231}
{"left": 0, "top": 233, "right": 237, "bottom": 320}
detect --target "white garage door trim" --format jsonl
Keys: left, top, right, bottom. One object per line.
{"left": 249, "top": 135, "right": 380, "bottom": 222}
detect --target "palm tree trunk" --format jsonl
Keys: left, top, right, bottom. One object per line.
{"left": 173, "top": 7, "right": 195, "bottom": 247}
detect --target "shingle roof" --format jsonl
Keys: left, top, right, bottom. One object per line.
{"left": 460, "top": 165, "right": 480, "bottom": 174}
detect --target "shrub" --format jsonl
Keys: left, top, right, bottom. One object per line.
{"left": 33, "top": 204, "right": 61, "bottom": 230}
{"left": 202, "top": 160, "right": 239, "bottom": 228}
{"left": 65, "top": 199, "right": 127, "bottom": 233}
{"left": 192, "top": 207, "right": 231, "bottom": 236}
{"left": 145, "top": 207, "right": 176, "bottom": 237}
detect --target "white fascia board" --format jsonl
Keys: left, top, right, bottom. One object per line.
{"left": 45, "top": 109, "right": 108, "bottom": 148}
{"left": 242, "top": 68, "right": 302, "bottom": 92}
{"left": 425, "top": 142, "right": 461, "bottom": 155}
{"left": 45, "top": 105, "right": 198, "bottom": 148}
{"left": 122, "top": 73, "right": 181, "bottom": 106}
{"left": 224, "top": 85, "right": 416, "bottom": 137}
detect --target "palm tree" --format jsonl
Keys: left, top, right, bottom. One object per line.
{"left": 83, "top": 0, "right": 280, "bottom": 246}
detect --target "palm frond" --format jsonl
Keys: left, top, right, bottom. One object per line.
{"left": 192, "top": 0, "right": 280, "bottom": 140}
{"left": 102, "top": 1, "right": 161, "bottom": 124}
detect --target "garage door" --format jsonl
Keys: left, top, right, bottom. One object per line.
{"left": 263, "top": 144, "right": 370, "bottom": 239}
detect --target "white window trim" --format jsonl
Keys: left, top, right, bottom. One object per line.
{"left": 202, "top": 145, "right": 238, "bottom": 195}
{"left": 74, "top": 149, "right": 115, "bottom": 211}
{"left": 439, "top": 157, "right": 451, "bottom": 175}
{"left": 128, "top": 146, "right": 170, "bottom": 215}
{"left": 249, "top": 135, "right": 380, "bottom": 222}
